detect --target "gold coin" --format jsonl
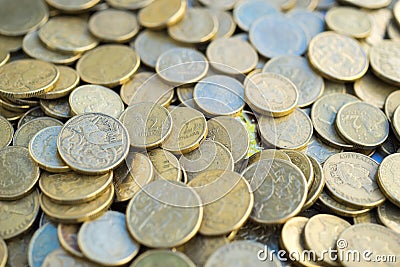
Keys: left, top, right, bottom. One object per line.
{"left": 0, "top": 105, "right": 24, "bottom": 121}
{"left": 370, "top": 40, "right": 400, "bottom": 85}
{"left": 341, "top": 0, "right": 391, "bottom": 9}
{"left": 304, "top": 135, "right": 343, "bottom": 164}
{"left": 353, "top": 209, "right": 380, "bottom": 224}
{"left": 336, "top": 102, "right": 389, "bottom": 148}
{"left": 176, "top": 86, "right": 199, "bottom": 109}
{"left": 89, "top": 9, "right": 139, "bottom": 43}
{"left": 0, "top": 96, "right": 30, "bottom": 112}
{"left": 39, "top": 185, "right": 114, "bottom": 223}
{"left": 323, "top": 80, "right": 346, "bottom": 96}
{"left": 0, "top": 49, "right": 9, "bottom": 67}
{"left": 303, "top": 156, "right": 325, "bottom": 210}
{"left": 39, "top": 66, "right": 80, "bottom": 100}
{"left": 385, "top": 90, "right": 400, "bottom": 123}
{"left": 324, "top": 152, "right": 385, "bottom": 208}
{"left": 41, "top": 248, "right": 98, "bottom": 267}
{"left": 58, "top": 113, "right": 129, "bottom": 175}
{"left": 282, "top": 150, "right": 314, "bottom": 189}
{"left": 326, "top": 7, "right": 371, "bottom": 38}
{"left": 377, "top": 201, "right": 400, "bottom": 234}
{"left": 0, "top": 0, "right": 48, "bottom": 36}
{"left": 247, "top": 149, "right": 291, "bottom": 166}
{"left": 121, "top": 103, "right": 172, "bottom": 149}
{"left": 6, "top": 229, "right": 34, "bottom": 267}
{"left": 209, "top": 10, "right": 236, "bottom": 39}
{"left": 106, "top": 0, "right": 154, "bottom": 10}
{"left": 130, "top": 250, "right": 196, "bottom": 267}
{"left": 319, "top": 190, "right": 370, "bottom": 217}
{"left": 241, "top": 159, "right": 307, "bottom": 224}
{"left": 394, "top": 106, "right": 400, "bottom": 142}
{"left": 28, "top": 222, "right": 60, "bottom": 267}
{"left": 29, "top": 126, "right": 69, "bottom": 172}
{"left": 45, "top": 0, "right": 100, "bottom": 13}
{"left": 17, "top": 106, "right": 45, "bottom": 128}
{"left": 138, "top": 0, "right": 186, "bottom": 29}
{"left": 162, "top": 107, "right": 207, "bottom": 154}
{"left": 0, "top": 59, "right": 59, "bottom": 99}
{"left": 39, "top": 16, "right": 98, "bottom": 54}
{"left": 233, "top": 0, "right": 279, "bottom": 32}
{"left": 0, "top": 238, "right": 6, "bottom": 267}
{"left": 308, "top": 31, "right": 368, "bottom": 82}
{"left": 7, "top": 96, "right": 40, "bottom": 108}
{"left": 258, "top": 108, "right": 313, "bottom": 150}
{"left": 77, "top": 44, "right": 140, "bottom": 87}
{"left": 0, "top": 35, "right": 23, "bottom": 52}
{"left": 245, "top": 72, "right": 298, "bottom": 117}
{"left": 0, "top": 190, "right": 39, "bottom": 240}
{"left": 148, "top": 148, "right": 182, "bottom": 182}
{"left": 78, "top": 211, "right": 140, "bottom": 266}
{"left": 294, "top": 0, "right": 318, "bottom": 10}
{"left": 40, "top": 97, "right": 73, "bottom": 120}
{"left": 156, "top": 48, "right": 208, "bottom": 85}
{"left": 199, "top": 0, "right": 237, "bottom": 10}
{"left": 0, "top": 115, "right": 13, "bottom": 149}
{"left": 378, "top": 153, "right": 400, "bottom": 207}
{"left": 57, "top": 224, "right": 84, "bottom": 258}
{"left": 120, "top": 72, "right": 174, "bottom": 107}
{"left": 39, "top": 171, "right": 113, "bottom": 204}
{"left": 188, "top": 170, "right": 253, "bottom": 235}
{"left": 126, "top": 180, "right": 202, "bottom": 248}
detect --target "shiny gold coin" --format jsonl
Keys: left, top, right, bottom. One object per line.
{"left": 0, "top": 59, "right": 59, "bottom": 99}
{"left": 57, "top": 224, "right": 84, "bottom": 258}
{"left": 336, "top": 102, "right": 389, "bottom": 148}
{"left": 188, "top": 170, "right": 253, "bottom": 235}
{"left": 0, "top": 0, "right": 48, "bottom": 36}
{"left": 40, "top": 97, "right": 72, "bottom": 120}
{"left": 241, "top": 159, "right": 307, "bottom": 224}
{"left": 308, "top": 31, "right": 368, "bottom": 82}
{"left": 0, "top": 105, "right": 25, "bottom": 121}
{"left": 17, "top": 107, "right": 45, "bottom": 128}
{"left": 39, "top": 16, "right": 98, "bottom": 54}
{"left": 58, "top": 113, "right": 129, "bottom": 175}
{"left": 282, "top": 150, "right": 314, "bottom": 189}
{"left": 245, "top": 72, "right": 298, "bottom": 117}
{"left": 233, "top": 0, "right": 279, "bottom": 32}
{"left": 303, "top": 156, "right": 325, "bottom": 210}
{"left": 130, "top": 250, "right": 196, "bottom": 267}
{"left": 7, "top": 96, "right": 40, "bottom": 108}
{"left": 78, "top": 211, "right": 140, "bottom": 266}
{"left": 377, "top": 201, "right": 400, "bottom": 234}
{"left": 120, "top": 72, "right": 174, "bottom": 107}
{"left": 0, "top": 35, "right": 23, "bottom": 52}
{"left": 258, "top": 108, "right": 313, "bottom": 150}
{"left": 0, "top": 96, "right": 30, "bottom": 112}
{"left": 324, "top": 152, "right": 385, "bottom": 209}
{"left": 39, "top": 66, "right": 80, "bottom": 100}
{"left": 39, "top": 171, "right": 113, "bottom": 204}
{"left": 247, "top": 149, "right": 291, "bottom": 166}
{"left": 41, "top": 248, "right": 97, "bottom": 267}
{"left": 168, "top": 8, "right": 218, "bottom": 43}
{"left": 106, "top": 0, "right": 154, "bottom": 10}
{"left": 0, "top": 238, "right": 6, "bottom": 267}
{"left": 89, "top": 9, "right": 139, "bottom": 43}
{"left": 138, "top": 0, "right": 186, "bottom": 29}
{"left": 0, "top": 115, "right": 13, "bottom": 149}
{"left": 28, "top": 222, "right": 60, "bottom": 267}
{"left": 326, "top": 7, "right": 371, "bottom": 38}
{"left": 148, "top": 148, "right": 182, "bottom": 181}
{"left": 304, "top": 135, "right": 343, "bottom": 164}
{"left": 209, "top": 10, "right": 236, "bottom": 39}
{"left": 378, "top": 153, "right": 400, "bottom": 208}
{"left": 126, "top": 180, "right": 203, "bottom": 248}
{"left": 385, "top": 90, "right": 400, "bottom": 123}
{"left": 77, "top": 44, "right": 140, "bottom": 87}
{"left": 121, "top": 102, "right": 172, "bottom": 149}
{"left": 0, "top": 190, "right": 39, "bottom": 240}
{"left": 45, "top": 0, "right": 100, "bottom": 13}
{"left": 40, "top": 185, "right": 114, "bottom": 223}
{"left": 29, "top": 126, "right": 69, "bottom": 172}
{"left": 369, "top": 40, "right": 400, "bottom": 85}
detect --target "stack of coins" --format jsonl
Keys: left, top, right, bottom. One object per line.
{"left": 0, "top": 0, "right": 400, "bottom": 266}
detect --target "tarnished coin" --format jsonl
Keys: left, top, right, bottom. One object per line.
{"left": 58, "top": 113, "right": 129, "bottom": 175}
{"left": 0, "top": 0, "right": 48, "bottom": 36}
{"left": 0, "top": 115, "right": 13, "bottom": 149}
{"left": 162, "top": 107, "right": 207, "bottom": 154}
{"left": 377, "top": 201, "right": 400, "bottom": 234}
{"left": 39, "top": 66, "right": 80, "bottom": 100}
{"left": 138, "top": 0, "right": 186, "bottom": 29}
{"left": 324, "top": 152, "right": 385, "bottom": 208}
{"left": 326, "top": 7, "right": 371, "bottom": 38}
{"left": 77, "top": 44, "right": 140, "bottom": 87}
{"left": 194, "top": 75, "right": 245, "bottom": 117}
{"left": 233, "top": 0, "right": 278, "bottom": 32}
{"left": 308, "top": 31, "right": 368, "bottom": 82}
{"left": 130, "top": 250, "right": 196, "bottom": 267}
{"left": 5, "top": 229, "right": 34, "bottom": 267}
{"left": 45, "top": 0, "right": 100, "bottom": 12}
{"left": 188, "top": 170, "right": 253, "bottom": 235}
{"left": 249, "top": 14, "right": 307, "bottom": 58}
{"left": 303, "top": 156, "right": 325, "bottom": 210}
{"left": 304, "top": 135, "right": 343, "bottom": 164}
{"left": 78, "top": 211, "right": 140, "bottom": 266}
{"left": 126, "top": 180, "right": 202, "bottom": 248}
{"left": 0, "top": 190, "right": 39, "bottom": 240}
{"left": 121, "top": 103, "right": 172, "bottom": 149}
{"left": 0, "top": 59, "right": 59, "bottom": 99}
{"left": 241, "top": 159, "right": 307, "bottom": 224}
{"left": 17, "top": 107, "right": 45, "bottom": 128}
{"left": 262, "top": 55, "right": 324, "bottom": 107}
{"left": 247, "top": 149, "right": 291, "bottom": 166}
{"left": 69, "top": 85, "right": 124, "bottom": 118}
{"left": 28, "top": 223, "right": 60, "bottom": 267}
{"left": 385, "top": 90, "right": 400, "bottom": 123}
{"left": 378, "top": 153, "right": 400, "bottom": 208}
{"left": 353, "top": 209, "right": 380, "bottom": 224}
{"left": 258, "top": 108, "right": 313, "bottom": 150}
{"left": 0, "top": 238, "right": 6, "bottom": 267}
{"left": 369, "top": 40, "right": 400, "bottom": 85}
{"left": 40, "top": 97, "right": 72, "bottom": 120}
{"left": 39, "top": 16, "right": 98, "bottom": 54}
{"left": 156, "top": 48, "right": 208, "bottom": 85}
{"left": 148, "top": 148, "right": 182, "bottom": 182}
{"left": 304, "top": 214, "right": 351, "bottom": 266}
{"left": 29, "top": 126, "right": 69, "bottom": 172}
{"left": 40, "top": 185, "right": 114, "bottom": 223}
{"left": 57, "top": 224, "right": 83, "bottom": 258}
{"left": 282, "top": 150, "right": 314, "bottom": 189}
{"left": 336, "top": 102, "right": 389, "bottom": 148}
{"left": 41, "top": 248, "right": 97, "bottom": 267}
{"left": 106, "top": 0, "right": 154, "bottom": 10}
{"left": 0, "top": 105, "right": 25, "bottom": 122}
{"left": 14, "top": 117, "right": 63, "bottom": 147}
{"left": 245, "top": 72, "right": 298, "bottom": 117}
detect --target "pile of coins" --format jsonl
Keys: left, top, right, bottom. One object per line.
{"left": 1, "top": 0, "right": 400, "bottom": 266}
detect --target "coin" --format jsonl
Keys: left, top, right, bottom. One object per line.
{"left": 342, "top": 0, "right": 391, "bottom": 9}
{"left": 176, "top": 86, "right": 198, "bottom": 109}
{"left": 77, "top": 44, "right": 140, "bottom": 87}
{"left": 303, "top": 156, "right": 325, "bottom": 210}
{"left": 0, "top": 96, "right": 30, "bottom": 112}
{"left": 106, "top": 0, "right": 154, "bottom": 9}
{"left": 304, "top": 135, "right": 343, "bottom": 164}
{"left": 5, "top": 229, "right": 33, "bottom": 267}
{"left": 247, "top": 149, "right": 291, "bottom": 166}
{"left": 130, "top": 250, "right": 196, "bottom": 267}
{"left": 57, "top": 224, "right": 83, "bottom": 258}
{"left": 138, "top": 0, "right": 186, "bottom": 29}
{"left": 194, "top": 75, "right": 245, "bottom": 117}
{"left": 45, "top": 0, "right": 100, "bottom": 12}
{"left": 369, "top": 40, "right": 400, "bottom": 85}
{"left": 39, "top": 65, "right": 80, "bottom": 100}
{"left": 0, "top": 115, "right": 13, "bottom": 149}
{"left": 353, "top": 209, "right": 380, "bottom": 224}
{"left": 0, "top": 59, "right": 59, "bottom": 99}
{"left": 385, "top": 91, "right": 400, "bottom": 123}
{"left": 41, "top": 248, "right": 98, "bottom": 267}
{"left": 0, "top": 238, "right": 6, "bottom": 267}
{"left": 249, "top": 14, "right": 307, "bottom": 58}
{"left": 258, "top": 108, "right": 313, "bottom": 150}
{"left": 40, "top": 97, "right": 72, "bottom": 120}
{"left": 294, "top": 0, "right": 318, "bottom": 10}
{"left": 126, "top": 180, "right": 202, "bottom": 248}
{"left": 156, "top": 48, "right": 208, "bottom": 85}
{"left": 0, "top": 0, "right": 48, "bottom": 36}
{"left": 282, "top": 150, "right": 314, "bottom": 189}
{"left": 0, "top": 49, "right": 9, "bottom": 67}
{"left": 209, "top": 10, "right": 236, "bottom": 39}
{"left": 308, "top": 31, "right": 368, "bottom": 82}
{"left": 0, "top": 35, "right": 23, "bottom": 52}
{"left": 241, "top": 159, "right": 307, "bottom": 224}
{"left": 377, "top": 153, "right": 400, "bottom": 208}
{"left": 377, "top": 201, "right": 400, "bottom": 234}
{"left": 324, "top": 152, "right": 385, "bottom": 208}
{"left": 148, "top": 148, "right": 182, "bottom": 181}
{"left": 394, "top": 106, "right": 400, "bottom": 142}
{"left": 233, "top": 0, "right": 278, "bottom": 32}
{"left": 245, "top": 72, "right": 298, "bottom": 116}
{"left": 336, "top": 102, "right": 389, "bottom": 149}
{"left": 0, "top": 105, "right": 25, "bottom": 121}
{"left": 78, "top": 211, "right": 140, "bottom": 266}
{"left": 199, "top": 0, "right": 237, "bottom": 10}
{"left": 286, "top": 9, "right": 325, "bottom": 42}
{"left": 326, "top": 7, "right": 371, "bottom": 38}
{"left": 17, "top": 107, "right": 45, "bottom": 128}
{"left": 262, "top": 56, "right": 324, "bottom": 107}
{"left": 319, "top": 190, "right": 371, "bottom": 217}
{"left": 58, "top": 113, "right": 129, "bottom": 175}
